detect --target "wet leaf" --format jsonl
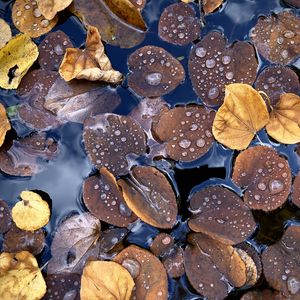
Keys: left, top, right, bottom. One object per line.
{"left": 292, "top": 172, "right": 300, "bottom": 208}
{"left": 12, "top": 191, "right": 50, "bottom": 231}
{"left": 83, "top": 113, "right": 147, "bottom": 176}
{"left": 212, "top": 84, "right": 269, "bottom": 150}
{"left": 189, "top": 31, "right": 258, "bottom": 106}
{"left": 0, "top": 34, "right": 38, "bottom": 89}
{"left": 0, "top": 103, "right": 11, "bottom": 147}
{"left": 158, "top": 3, "right": 200, "bottom": 46}
{"left": 83, "top": 167, "right": 137, "bottom": 227}
{"left": 3, "top": 224, "right": 45, "bottom": 255}
{"left": 202, "top": 0, "right": 224, "bottom": 14}
{"left": 0, "top": 19, "right": 12, "bottom": 49}
{"left": 118, "top": 166, "right": 178, "bottom": 229}
{"left": 250, "top": 11, "right": 300, "bottom": 65}
{"left": 37, "top": 0, "right": 73, "bottom": 20}
{"left": 241, "top": 290, "right": 286, "bottom": 300}
{"left": 283, "top": 0, "right": 300, "bottom": 7}
{"left": 188, "top": 186, "right": 256, "bottom": 245}
{"left": 262, "top": 225, "right": 300, "bottom": 298}
{"left": 114, "top": 245, "right": 168, "bottom": 300}
{"left": 70, "top": 0, "right": 146, "bottom": 48}
{"left": 0, "top": 251, "right": 46, "bottom": 300}
{"left": 80, "top": 261, "right": 135, "bottom": 300}
{"left": 162, "top": 246, "right": 185, "bottom": 278}
{"left": 99, "top": 227, "right": 128, "bottom": 253}
{"left": 232, "top": 145, "right": 292, "bottom": 211}
{"left": 47, "top": 213, "right": 101, "bottom": 274}
{"left": 266, "top": 93, "right": 300, "bottom": 144}
{"left": 0, "top": 199, "right": 12, "bottom": 234}
{"left": 59, "top": 26, "right": 123, "bottom": 84}
{"left": 128, "top": 46, "right": 185, "bottom": 97}
{"left": 150, "top": 233, "right": 174, "bottom": 257}
{"left": 12, "top": 0, "right": 58, "bottom": 38}
{"left": 152, "top": 105, "right": 215, "bottom": 162}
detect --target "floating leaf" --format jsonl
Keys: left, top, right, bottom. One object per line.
{"left": 47, "top": 213, "right": 101, "bottom": 274}
{"left": 128, "top": 46, "right": 185, "bottom": 97}
{"left": 150, "top": 233, "right": 174, "bottom": 257}
{"left": 162, "top": 246, "right": 185, "bottom": 278}
{"left": 0, "top": 103, "right": 11, "bottom": 147}
{"left": 189, "top": 32, "right": 258, "bottom": 106}
{"left": 59, "top": 26, "right": 123, "bottom": 84}
{"left": 83, "top": 167, "right": 137, "bottom": 227}
{"left": 232, "top": 145, "right": 292, "bottom": 211}
{"left": 118, "top": 166, "right": 178, "bottom": 229}
{"left": 114, "top": 245, "right": 168, "bottom": 300}
{"left": 250, "top": 11, "right": 300, "bottom": 65}
{"left": 0, "top": 199, "right": 12, "bottom": 234}
{"left": 80, "top": 261, "right": 134, "bottom": 300}
{"left": 212, "top": 84, "right": 269, "bottom": 150}
{"left": 202, "top": 0, "right": 224, "bottom": 14}
{"left": 241, "top": 290, "right": 284, "bottom": 300}
{"left": 266, "top": 93, "right": 300, "bottom": 144}
{"left": 188, "top": 186, "right": 256, "bottom": 245}
{"left": 12, "top": 191, "right": 50, "bottom": 231}
{"left": 0, "top": 251, "right": 46, "bottom": 300}
{"left": 292, "top": 172, "right": 300, "bottom": 208}
{"left": 12, "top": 0, "right": 58, "bottom": 38}
{"left": 158, "top": 3, "right": 200, "bottom": 46}
{"left": 0, "top": 19, "right": 12, "bottom": 49}
{"left": 99, "top": 227, "right": 128, "bottom": 254}
{"left": 0, "top": 34, "right": 38, "bottom": 89}
{"left": 37, "top": 0, "right": 73, "bottom": 20}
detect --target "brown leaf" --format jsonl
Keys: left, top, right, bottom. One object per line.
{"left": 0, "top": 103, "right": 10, "bottom": 147}
{"left": 283, "top": 0, "right": 300, "bottom": 7}
{"left": 150, "top": 233, "right": 174, "bottom": 257}
{"left": 292, "top": 172, "right": 300, "bottom": 208}
{"left": 0, "top": 19, "right": 12, "bottom": 49}
{"left": 129, "top": 0, "right": 146, "bottom": 10}
{"left": 266, "top": 93, "right": 300, "bottom": 144}
{"left": 241, "top": 290, "right": 286, "bottom": 300}
{"left": 0, "top": 199, "right": 12, "bottom": 234}
{"left": 37, "top": 0, "right": 73, "bottom": 20}
{"left": 162, "top": 247, "right": 185, "bottom": 278}
{"left": 212, "top": 84, "right": 269, "bottom": 150}
{"left": 59, "top": 26, "right": 123, "bottom": 84}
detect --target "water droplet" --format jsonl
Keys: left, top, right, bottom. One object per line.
{"left": 54, "top": 44, "right": 64, "bottom": 55}
{"left": 225, "top": 72, "right": 234, "bottom": 80}
{"left": 287, "top": 277, "right": 300, "bottom": 295}
{"left": 16, "top": 10, "right": 22, "bottom": 17}
{"left": 222, "top": 55, "right": 231, "bottom": 65}
{"left": 114, "top": 130, "right": 121, "bottom": 136}
{"left": 258, "top": 182, "right": 266, "bottom": 191}
{"left": 208, "top": 87, "right": 219, "bottom": 100}
{"left": 190, "top": 124, "right": 198, "bottom": 131}
{"left": 281, "top": 50, "right": 289, "bottom": 59}
{"left": 122, "top": 259, "right": 141, "bottom": 279}
{"left": 145, "top": 72, "right": 162, "bottom": 86}
{"left": 217, "top": 219, "right": 225, "bottom": 224}
{"left": 195, "top": 47, "right": 206, "bottom": 58}
{"left": 206, "top": 58, "right": 216, "bottom": 69}
{"left": 41, "top": 19, "right": 50, "bottom": 28}
{"left": 119, "top": 202, "right": 132, "bottom": 217}
{"left": 177, "top": 15, "right": 184, "bottom": 22}
{"left": 178, "top": 33, "right": 185, "bottom": 39}
{"left": 277, "top": 37, "right": 284, "bottom": 45}
{"left": 179, "top": 139, "right": 191, "bottom": 149}
{"left": 267, "top": 76, "right": 276, "bottom": 84}
{"left": 284, "top": 30, "right": 295, "bottom": 38}
{"left": 24, "top": 4, "right": 31, "bottom": 9}
{"left": 196, "top": 139, "right": 205, "bottom": 148}
{"left": 33, "top": 8, "right": 42, "bottom": 18}
{"left": 269, "top": 179, "right": 284, "bottom": 194}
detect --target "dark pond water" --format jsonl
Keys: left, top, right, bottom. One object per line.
{"left": 0, "top": 0, "right": 300, "bottom": 299}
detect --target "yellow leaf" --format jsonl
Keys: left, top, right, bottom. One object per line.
{"left": 202, "top": 0, "right": 224, "bottom": 14}
{"left": 0, "top": 34, "right": 38, "bottom": 89}
{"left": 212, "top": 83, "right": 270, "bottom": 150}
{"left": 37, "top": 0, "right": 73, "bottom": 20}
{"left": 12, "top": 191, "right": 50, "bottom": 231}
{"left": 0, "top": 103, "right": 11, "bottom": 147}
{"left": 266, "top": 93, "right": 300, "bottom": 144}
{"left": 80, "top": 261, "right": 134, "bottom": 300}
{"left": 0, "top": 19, "right": 12, "bottom": 49}
{"left": 0, "top": 251, "right": 46, "bottom": 300}
{"left": 59, "top": 26, "right": 123, "bottom": 84}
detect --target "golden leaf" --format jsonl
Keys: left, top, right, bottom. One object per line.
{"left": 0, "top": 251, "right": 46, "bottom": 300}
{"left": 0, "top": 34, "right": 38, "bottom": 89}
{"left": 37, "top": 0, "right": 73, "bottom": 20}
{"left": 266, "top": 93, "right": 300, "bottom": 144}
{"left": 12, "top": 191, "right": 50, "bottom": 231}
{"left": 203, "top": 0, "right": 224, "bottom": 14}
{"left": 0, "top": 103, "right": 11, "bottom": 147}
{"left": 0, "top": 19, "right": 12, "bottom": 49}
{"left": 80, "top": 261, "right": 134, "bottom": 300}
{"left": 59, "top": 26, "right": 123, "bottom": 84}
{"left": 212, "top": 83, "right": 270, "bottom": 150}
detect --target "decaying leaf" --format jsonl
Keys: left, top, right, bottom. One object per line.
{"left": 212, "top": 84, "right": 269, "bottom": 150}
{"left": 0, "top": 34, "right": 38, "bottom": 89}
{"left": 12, "top": 0, "right": 58, "bottom": 38}
{"left": 0, "top": 19, "right": 12, "bottom": 49}
{"left": 59, "top": 26, "right": 123, "bottom": 84}
{"left": 80, "top": 261, "right": 135, "bottom": 300}
{"left": 0, "top": 103, "right": 11, "bottom": 147}
{"left": 266, "top": 93, "right": 300, "bottom": 144}
{"left": 37, "top": 0, "right": 73, "bottom": 20}
{"left": 12, "top": 191, "right": 50, "bottom": 231}
{"left": 202, "top": 0, "right": 224, "bottom": 14}
{"left": 0, "top": 251, "right": 46, "bottom": 300}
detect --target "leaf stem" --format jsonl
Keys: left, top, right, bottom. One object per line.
{"left": 259, "top": 91, "right": 273, "bottom": 111}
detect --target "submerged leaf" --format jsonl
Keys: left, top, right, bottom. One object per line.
{"left": 266, "top": 93, "right": 300, "bottom": 144}
{"left": 0, "top": 103, "right": 11, "bottom": 147}
{"left": 59, "top": 26, "right": 123, "bottom": 84}
{"left": 0, "top": 34, "right": 38, "bottom": 89}
{"left": 37, "top": 0, "right": 73, "bottom": 20}
{"left": 212, "top": 84, "right": 269, "bottom": 150}
{"left": 0, "top": 19, "right": 12, "bottom": 49}
{"left": 80, "top": 261, "right": 135, "bottom": 300}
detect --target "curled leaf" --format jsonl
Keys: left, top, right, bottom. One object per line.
{"left": 0, "top": 19, "right": 12, "bottom": 49}
{"left": 80, "top": 261, "right": 135, "bottom": 300}
{"left": 0, "top": 103, "right": 11, "bottom": 147}
{"left": 59, "top": 26, "right": 123, "bottom": 83}
{"left": 37, "top": 0, "right": 73, "bottom": 20}
{"left": 212, "top": 84, "right": 269, "bottom": 150}
{"left": 0, "top": 34, "right": 38, "bottom": 89}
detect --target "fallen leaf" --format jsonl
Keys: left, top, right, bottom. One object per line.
{"left": 0, "top": 199, "right": 12, "bottom": 234}
{"left": 59, "top": 26, "right": 123, "bottom": 84}
{"left": 292, "top": 172, "right": 300, "bottom": 208}
{"left": 0, "top": 19, "right": 12, "bottom": 49}
{"left": 202, "top": 0, "right": 224, "bottom": 14}
{"left": 37, "top": 0, "right": 73, "bottom": 20}
{"left": 80, "top": 261, "right": 135, "bottom": 300}
{"left": 129, "top": 0, "right": 146, "bottom": 10}
{"left": 12, "top": 191, "right": 50, "bottom": 231}
{"left": 266, "top": 93, "right": 300, "bottom": 144}
{"left": 283, "top": 0, "right": 300, "bottom": 7}
{"left": 0, "top": 34, "right": 38, "bottom": 89}
{"left": 0, "top": 103, "right": 11, "bottom": 147}
{"left": 212, "top": 83, "right": 270, "bottom": 150}
{"left": 241, "top": 290, "right": 285, "bottom": 300}
{"left": 0, "top": 251, "right": 46, "bottom": 300}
